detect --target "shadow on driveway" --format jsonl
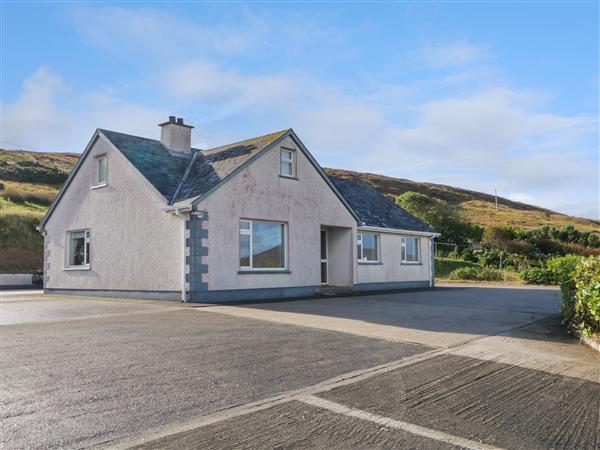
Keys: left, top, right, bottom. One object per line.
{"left": 204, "top": 286, "right": 564, "bottom": 346}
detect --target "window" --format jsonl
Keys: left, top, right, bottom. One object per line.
{"left": 401, "top": 237, "right": 420, "bottom": 263}
{"left": 95, "top": 155, "right": 107, "bottom": 186}
{"left": 240, "top": 220, "right": 286, "bottom": 270}
{"left": 67, "top": 230, "right": 90, "bottom": 267}
{"left": 280, "top": 148, "right": 295, "bottom": 177}
{"left": 357, "top": 233, "right": 379, "bottom": 262}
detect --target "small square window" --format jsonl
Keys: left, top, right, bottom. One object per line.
{"left": 95, "top": 156, "right": 107, "bottom": 186}
{"left": 401, "top": 237, "right": 420, "bottom": 263}
{"left": 357, "top": 233, "right": 379, "bottom": 262}
{"left": 280, "top": 149, "right": 295, "bottom": 178}
{"left": 67, "top": 230, "right": 90, "bottom": 267}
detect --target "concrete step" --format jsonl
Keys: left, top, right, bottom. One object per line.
{"left": 320, "top": 286, "right": 353, "bottom": 297}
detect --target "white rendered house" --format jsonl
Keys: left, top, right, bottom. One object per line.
{"left": 39, "top": 117, "right": 438, "bottom": 302}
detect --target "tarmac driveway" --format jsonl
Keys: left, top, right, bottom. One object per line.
{"left": 1, "top": 286, "right": 598, "bottom": 449}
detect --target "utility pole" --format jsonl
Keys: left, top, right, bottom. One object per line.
{"left": 494, "top": 189, "right": 498, "bottom": 212}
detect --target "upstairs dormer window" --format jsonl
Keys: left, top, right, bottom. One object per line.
{"left": 95, "top": 155, "right": 107, "bottom": 187}
{"left": 280, "top": 148, "right": 296, "bottom": 178}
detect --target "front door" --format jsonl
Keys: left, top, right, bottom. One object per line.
{"left": 320, "top": 230, "right": 328, "bottom": 284}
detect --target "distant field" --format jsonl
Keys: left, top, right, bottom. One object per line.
{"left": 325, "top": 167, "right": 600, "bottom": 232}
{"left": 460, "top": 200, "right": 599, "bottom": 233}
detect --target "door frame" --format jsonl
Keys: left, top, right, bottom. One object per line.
{"left": 320, "top": 229, "right": 328, "bottom": 285}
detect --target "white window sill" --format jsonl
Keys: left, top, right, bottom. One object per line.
{"left": 238, "top": 269, "right": 291, "bottom": 274}
{"left": 401, "top": 261, "right": 422, "bottom": 265}
{"left": 91, "top": 183, "right": 108, "bottom": 190}
{"left": 64, "top": 266, "right": 91, "bottom": 271}
{"left": 358, "top": 260, "right": 382, "bottom": 265}
{"left": 279, "top": 174, "right": 298, "bottom": 180}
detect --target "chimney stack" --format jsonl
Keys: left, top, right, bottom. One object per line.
{"left": 158, "top": 116, "right": 194, "bottom": 153}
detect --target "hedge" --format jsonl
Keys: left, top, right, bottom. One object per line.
{"left": 447, "top": 267, "right": 504, "bottom": 282}
{"left": 520, "top": 255, "right": 580, "bottom": 285}
{"left": 561, "top": 256, "right": 600, "bottom": 336}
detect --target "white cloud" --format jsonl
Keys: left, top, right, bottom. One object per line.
{"left": 2, "top": 66, "right": 162, "bottom": 151}
{"left": 165, "top": 61, "right": 300, "bottom": 112}
{"left": 420, "top": 42, "right": 490, "bottom": 68}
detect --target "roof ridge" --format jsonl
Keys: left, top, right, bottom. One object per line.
{"left": 169, "top": 150, "right": 200, "bottom": 205}
{"left": 203, "top": 129, "right": 290, "bottom": 154}
{"left": 99, "top": 128, "right": 205, "bottom": 153}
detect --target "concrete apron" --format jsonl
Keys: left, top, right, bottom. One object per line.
{"left": 201, "top": 298, "right": 599, "bottom": 383}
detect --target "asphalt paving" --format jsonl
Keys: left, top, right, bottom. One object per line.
{"left": 1, "top": 286, "right": 597, "bottom": 450}
{"left": 1, "top": 306, "right": 427, "bottom": 449}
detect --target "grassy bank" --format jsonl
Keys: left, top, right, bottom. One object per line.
{"left": 0, "top": 213, "right": 44, "bottom": 273}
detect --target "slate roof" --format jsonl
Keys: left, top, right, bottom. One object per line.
{"left": 329, "top": 176, "right": 435, "bottom": 233}
{"left": 99, "top": 128, "right": 434, "bottom": 233}
{"left": 173, "top": 130, "right": 288, "bottom": 205}
{"left": 99, "top": 129, "right": 288, "bottom": 205}
{"left": 100, "top": 129, "right": 191, "bottom": 199}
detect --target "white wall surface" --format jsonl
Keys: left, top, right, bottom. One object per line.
{"left": 0, "top": 274, "right": 33, "bottom": 286}
{"left": 197, "top": 136, "right": 357, "bottom": 291}
{"left": 44, "top": 135, "right": 183, "bottom": 292}
{"left": 357, "top": 231, "right": 432, "bottom": 284}
{"left": 326, "top": 228, "right": 354, "bottom": 287}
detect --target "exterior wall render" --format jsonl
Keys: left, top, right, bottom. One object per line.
{"left": 194, "top": 135, "right": 357, "bottom": 293}
{"left": 356, "top": 231, "right": 432, "bottom": 285}
{"left": 44, "top": 137, "right": 184, "bottom": 292}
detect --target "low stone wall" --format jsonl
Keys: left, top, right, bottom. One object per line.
{"left": 0, "top": 273, "right": 34, "bottom": 288}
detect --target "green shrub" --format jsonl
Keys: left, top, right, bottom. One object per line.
{"left": 396, "top": 192, "right": 483, "bottom": 246}
{"left": 0, "top": 214, "right": 43, "bottom": 250}
{"left": 547, "top": 255, "right": 580, "bottom": 285}
{"left": 520, "top": 255, "right": 581, "bottom": 285}
{"left": 435, "top": 257, "right": 479, "bottom": 278}
{"left": 1, "top": 186, "right": 55, "bottom": 206}
{"left": 520, "top": 268, "right": 555, "bottom": 285}
{"left": 447, "top": 266, "right": 504, "bottom": 282}
{"left": 561, "top": 256, "right": 600, "bottom": 336}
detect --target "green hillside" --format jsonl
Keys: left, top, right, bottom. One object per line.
{"left": 1, "top": 149, "right": 598, "bottom": 273}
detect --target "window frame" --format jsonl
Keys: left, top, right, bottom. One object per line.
{"left": 65, "top": 229, "right": 91, "bottom": 270}
{"left": 93, "top": 154, "right": 108, "bottom": 188}
{"left": 280, "top": 148, "right": 296, "bottom": 178}
{"left": 239, "top": 219, "right": 288, "bottom": 272}
{"left": 357, "top": 232, "right": 380, "bottom": 263}
{"left": 401, "top": 236, "right": 421, "bottom": 264}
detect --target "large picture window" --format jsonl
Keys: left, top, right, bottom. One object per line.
{"left": 357, "top": 233, "right": 379, "bottom": 262}
{"left": 67, "top": 230, "right": 90, "bottom": 267}
{"left": 240, "top": 220, "right": 286, "bottom": 270}
{"left": 401, "top": 237, "right": 420, "bottom": 263}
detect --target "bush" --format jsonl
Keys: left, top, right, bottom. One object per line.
{"left": 520, "top": 255, "right": 581, "bottom": 285}
{"left": 561, "top": 256, "right": 600, "bottom": 336}
{"left": 1, "top": 186, "right": 55, "bottom": 206}
{"left": 396, "top": 192, "right": 483, "bottom": 246}
{"left": 547, "top": 255, "right": 580, "bottom": 285}
{"left": 0, "top": 159, "right": 68, "bottom": 184}
{"left": 519, "top": 268, "right": 555, "bottom": 285}
{"left": 435, "top": 257, "right": 479, "bottom": 278}
{"left": 0, "top": 214, "right": 43, "bottom": 250}
{"left": 447, "top": 266, "right": 504, "bottom": 282}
